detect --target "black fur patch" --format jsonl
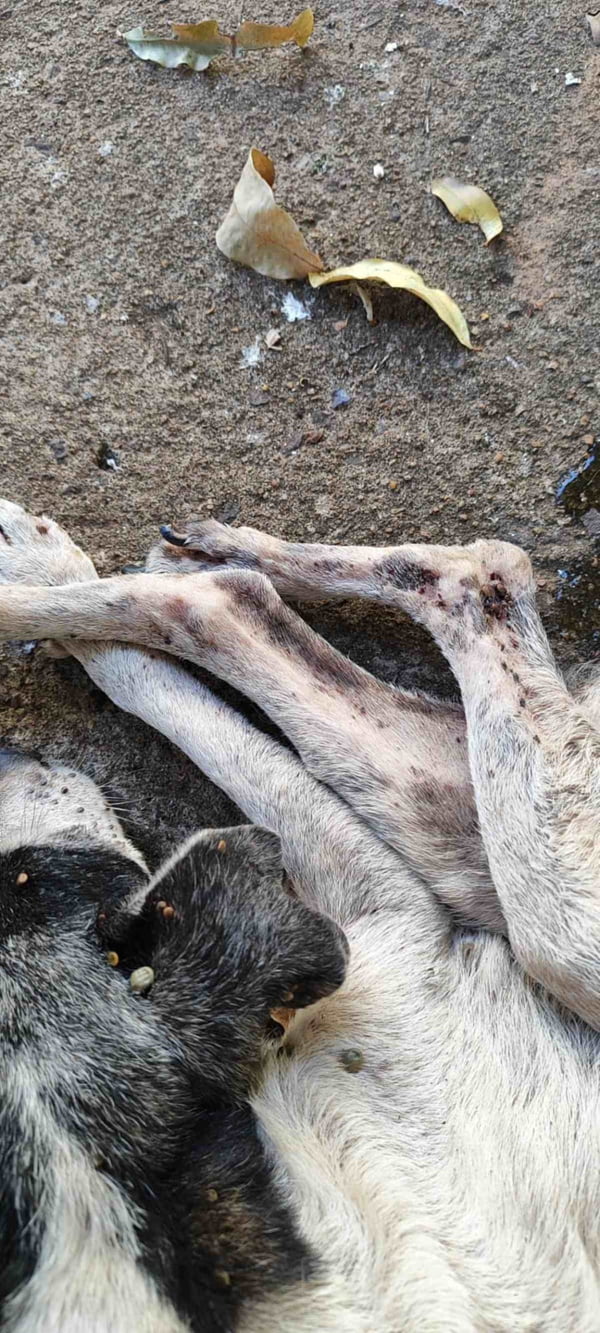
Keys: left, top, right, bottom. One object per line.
{"left": 0, "top": 844, "right": 148, "bottom": 945}
{"left": 0, "top": 830, "right": 347, "bottom": 1329}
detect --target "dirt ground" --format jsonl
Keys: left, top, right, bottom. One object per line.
{"left": 0, "top": 0, "right": 598, "bottom": 858}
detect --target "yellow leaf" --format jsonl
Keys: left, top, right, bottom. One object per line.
{"left": 171, "top": 21, "right": 233, "bottom": 56}
{"left": 431, "top": 176, "right": 503, "bottom": 244}
{"left": 308, "top": 259, "right": 471, "bottom": 348}
{"left": 216, "top": 148, "right": 324, "bottom": 281}
{"left": 237, "top": 8, "right": 314, "bottom": 50}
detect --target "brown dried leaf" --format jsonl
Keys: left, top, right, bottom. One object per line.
{"left": 237, "top": 8, "right": 314, "bottom": 49}
{"left": 431, "top": 176, "right": 503, "bottom": 243}
{"left": 216, "top": 148, "right": 324, "bottom": 281}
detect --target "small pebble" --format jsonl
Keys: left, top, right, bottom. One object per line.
{"left": 339, "top": 1048, "right": 364, "bottom": 1073}
{"left": 129, "top": 966, "right": 155, "bottom": 994}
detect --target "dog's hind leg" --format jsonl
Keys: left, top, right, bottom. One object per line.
{"left": 153, "top": 521, "right": 600, "bottom": 1026}
{"left": 0, "top": 501, "right": 442, "bottom": 933}
{"left": 141, "top": 525, "right": 497, "bottom": 928}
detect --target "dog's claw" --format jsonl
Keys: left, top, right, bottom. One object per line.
{"left": 160, "top": 525, "right": 188, "bottom": 548}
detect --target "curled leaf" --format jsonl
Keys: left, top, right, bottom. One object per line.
{"left": 431, "top": 176, "right": 503, "bottom": 243}
{"left": 586, "top": 11, "right": 600, "bottom": 43}
{"left": 171, "top": 21, "right": 233, "bottom": 55}
{"left": 123, "top": 10, "right": 313, "bottom": 70}
{"left": 121, "top": 25, "right": 226, "bottom": 70}
{"left": 216, "top": 148, "right": 323, "bottom": 280}
{"left": 237, "top": 9, "right": 314, "bottom": 49}
{"left": 349, "top": 280, "right": 374, "bottom": 323}
{"left": 309, "top": 259, "right": 471, "bottom": 348}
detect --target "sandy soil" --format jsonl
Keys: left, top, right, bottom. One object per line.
{"left": 0, "top": 0, "right": 598, "bottom": 853}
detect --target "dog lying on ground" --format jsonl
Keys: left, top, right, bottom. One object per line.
{"left": 0, "top": 497, "right": 600, "bottom": 1333}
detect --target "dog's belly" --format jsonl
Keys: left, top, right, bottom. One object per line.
{"left": 249, "top": 915, "right": 600, "bottom": 1333}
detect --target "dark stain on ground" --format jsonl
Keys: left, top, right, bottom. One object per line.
{"left": 556, "top": 449, "right": 600, "bottom": 518}
{"left": 553, "top": 558, "right": 600, "bottom": 652}
{"left": 554, "top": 449, "right": 600, "bottom": 654}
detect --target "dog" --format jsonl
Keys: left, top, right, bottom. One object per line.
{"left": 0, "top": 497, "right": 600, "bottom": 1333}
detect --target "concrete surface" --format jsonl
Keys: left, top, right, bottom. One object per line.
{"left": 1, "top": 0, "right": 598, "bottom": 854}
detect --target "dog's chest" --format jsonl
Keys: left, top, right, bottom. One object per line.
{"left": 252, "top": 919, "right": 600, "bottom": 1332}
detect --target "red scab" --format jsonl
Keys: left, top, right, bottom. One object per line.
{"left": 36, "top": 523, "right": 49, "bottom": 535}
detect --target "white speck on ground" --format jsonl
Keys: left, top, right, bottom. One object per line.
{"left": 240, "top": 337, "right": 263, "bottom": 368}
{"left": 281, "top": 293, "right": 311, "bottom": 323}
{"left": 324, "top": 84, "right": 345, "bottom": 107}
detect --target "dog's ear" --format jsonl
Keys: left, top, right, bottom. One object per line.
{"left": 94, "top": 826, "right": 284, "bottom": 969}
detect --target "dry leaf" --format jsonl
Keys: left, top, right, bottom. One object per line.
{"left": 172, "top": 20, "right": 233, "bottom": 54}
{"left": 237, "top": 9, "right": 314, "bottom": 49}
{"left": 587, "top": 11, "right": 600, "bottom": 43}
{"left": 216, "top": 148, "right": 323, "bottom": 280}
{"left": 309, "top": 259, "right": 471, "bottom": 347}
{"left": 122, "top": 25, "right": 226, "bottom": 70}
{"left": 123, "top": 10, "right": 313, "bottom": 69}
{"left": 349, "top": 280, "right": 374, "bottom": 323}
{"left": 431, "top": 177, "right": 503, "bottom": 243}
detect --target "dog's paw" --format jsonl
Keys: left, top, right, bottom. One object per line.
{"left": 145, "top": 518, "right": 271, "bottom": 578}
{"left": 0, "top": 500, "right": 97, "bottom": 587}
